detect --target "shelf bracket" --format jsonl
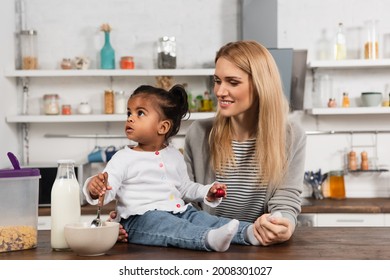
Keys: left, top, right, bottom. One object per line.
{"left": 21, "top": 122, "right": 30, "bottom": 164}
{"left": 20, "top": 77, "right": 30, "bottom": 115}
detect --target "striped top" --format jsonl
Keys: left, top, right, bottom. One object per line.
{"left": 214, "top": 139, "right": 266, "bottom": 223}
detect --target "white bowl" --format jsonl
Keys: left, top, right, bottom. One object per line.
{"left": 64, "top": 221, "right": 119, "bottom": 256}
{"left": 361, "top": 92, "right": 382, "bottom": 107}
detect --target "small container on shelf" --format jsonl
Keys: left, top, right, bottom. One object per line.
{"left": 60, "top": 58, "right": 72, "bottom": 70}
{"left": 157, "top": 36, "right": 176, "bottom": 69}
{"left": 327, "top": 98, "right": 337, "bottom": 108}
{"left": 104, "top": 90, "right": 114, "bottom": 114}
{"left": 43, "top": 94, "right": 60, "bottom": 115}
{"left": 61, "top": 104, "right": 72, "bottom": 115}
{"left": 20, "top": 30, "right": 38, "bottom": 70}
{"left": 114, "top": 91, "right": 127, "bottom": 114}
{"left": 120, "top": 56, "right": 135, "bottom": 69}
{"left": 77, "top": 102, "right": 92, "bottom": 115}
{"left": 342, "top": 92, "right": 350, "bottom": 108}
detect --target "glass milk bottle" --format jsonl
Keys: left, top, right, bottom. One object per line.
{"left": 51, "top": 160, "right": 81, "bottom": 251}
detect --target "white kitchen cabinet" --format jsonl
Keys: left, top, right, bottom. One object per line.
{"left": 384, "top": 214, "right": 390, "bottom": 226}
{"left": 316, "top": 213, "right": 385, "bottom": 227}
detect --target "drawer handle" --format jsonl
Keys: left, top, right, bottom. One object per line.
{"left": 336, "top": 219, "right": 364, "bottom": 223}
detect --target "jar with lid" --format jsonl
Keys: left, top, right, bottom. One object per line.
{"left": 77, "top": 102, "right": 92, "bottom": 115}
{"left": 114, "top": 91, "right": 127, "bottom": 114}
{"left": 20, "top": 30, "right": 38, "bottom": 69}
{"left": 104, "top": 90, "right": 114, "bottom": 114}
{"left": 51, "top": 160, "right": 81, "bottom": 251}
{"left": 61, "top": 104, "right": 72, "bottom": 115}
{"left": 364, "top": 20, "right": 379, "bottom": 59}
{"left": 43, "top": 94, "right": 60, "bottom": 115}
{"left": 157, "top": 36, "right": 176, "bottom": 69}
{"left": 120, "top": 56, "right": 135, "bottom": 69}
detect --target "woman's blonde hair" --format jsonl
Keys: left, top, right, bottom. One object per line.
{"left": 209, "top": 40, "right": 290, "bottom": 185}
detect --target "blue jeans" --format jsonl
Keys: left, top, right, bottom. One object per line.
{"left": 120, "top": 205, "right": 252, "bottom": 251}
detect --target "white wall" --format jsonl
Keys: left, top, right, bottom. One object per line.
{"left": 0, "top": 0, "right": 19, "bottom": 168}
{"left": 1, "top": 0, "right": 389, "bottom": 197}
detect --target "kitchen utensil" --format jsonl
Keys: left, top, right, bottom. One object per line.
{"left": 361, "top": 92, "right": 382, "bottom": 107}
{"left": 91, "top": 194, "right": 105, "bottom": 228}
{"left": 304, "top": 170, "right": 327, "bottom": 200}
{"left": 65, "top": 221, "right": 119, "bottom": 256}
{"left": 7, "top": 152, "right": 21, "bottom": 170}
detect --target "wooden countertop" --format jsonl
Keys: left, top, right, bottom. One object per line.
{"left": 1, "top": 227, "right": 389, "bottom": 260}
{"left": 38, "top": 198, "right": 390, "bottom": 217}
{"left": 301, "top": 197, "right": 390, "bottom": 213}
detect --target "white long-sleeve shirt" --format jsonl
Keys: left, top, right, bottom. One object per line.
{"left": 83, "top": 144, "right": 218, "bottom": 220}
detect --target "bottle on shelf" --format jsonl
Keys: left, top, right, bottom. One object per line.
{"left": 316, "top": 29, "right": 332, "bottom": 60}
{"left": 342, "top": 92, "right": 350, "bottom": 108}
{"left": 334, "top": 22, "right": 347, "bottom": 60}
{"left": 51, "top": 160, "right": 81, "bottom": 251}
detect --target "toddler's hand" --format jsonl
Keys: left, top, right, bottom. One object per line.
{"left": 88, "top": 172, "right": 110, "bottom": 198}
{"left": 207, "top": 182, "right": 227, "bottom": 201}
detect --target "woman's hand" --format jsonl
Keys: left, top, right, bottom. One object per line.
{"left": 253, "top": 212, "right": 294, "bottom": 246}
{"left": 206, "top": 182, "right": 227, "bottom": 201}
{"left": 108, "top": 211, "right": 128, "bottom": 243}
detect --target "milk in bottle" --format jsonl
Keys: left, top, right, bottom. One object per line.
{"left": 51, "top": 159, "right": 81, "bottom": 250}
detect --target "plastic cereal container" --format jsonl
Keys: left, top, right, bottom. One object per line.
{"left": 0, "top": 162, "right": 40, "bottom": 253}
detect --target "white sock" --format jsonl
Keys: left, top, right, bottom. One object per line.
{"left": 245, "top": 224, "right": 260, "bottom": 246}
{"left": 206, "top": 219, "right": 239, "bottom": 252}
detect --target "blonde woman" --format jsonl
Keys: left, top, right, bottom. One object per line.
{"left": 184, "top": 41, "right": 306, "bottom": 246}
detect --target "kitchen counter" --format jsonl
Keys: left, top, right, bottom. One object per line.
{"left": 1, "top": 227, "right": 389, "bottom": 260}
{"left": 301, "top": 197, "right": 390, "bottom": 213}
{"left": 37, "top": 198, "right": 390, "bottom": 217}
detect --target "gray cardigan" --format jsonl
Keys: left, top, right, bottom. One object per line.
{"left": 183, "top": 117, "right": 306, "bottom": 227}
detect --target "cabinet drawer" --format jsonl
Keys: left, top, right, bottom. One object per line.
{"left": 317, "top": 213, "right": 384, "bottom": 227}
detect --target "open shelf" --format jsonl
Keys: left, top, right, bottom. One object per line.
{"left": 6, "top": 112, "right": 215, "bottom": 123}
{"left": 306, "top": 107, "right": 390, "bottom": 115}
{"left": 308, "top": 59, "right": 390, "bottom": 69}
{"left": 4, "top": 68, "right": 215, "bottom": 78}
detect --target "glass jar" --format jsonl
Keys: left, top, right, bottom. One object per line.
{"left": 120, "top": 56, "right": 135, "bottom": 69}
{"left": 114, "top": 91, "right": 127, "bottom": 114}
{"left": 20, "top": 30, "right": 38, "bottom": 70}
{"left": 328, "top": 171, "right": 346, "bottom": 200}
{"left": 364, "top": 20, "right": 379, "bottom": 59}
{"left": 104, "top": 90, "right": 114, "bottom": 114}
{"left": 43, "top": 94, "right": 60, "bottom": 115}
{"left": 61, "top": 104, "right": 72, "bottom": 115}
{"left": 77, "top": 102, "right": 92, "bottom": 115}
{"left": 157, "top": 36, "right": 176, "bottom": 69}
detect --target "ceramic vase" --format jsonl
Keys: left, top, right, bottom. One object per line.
{"left": 100, "top": 32, "right": 115, "bottom": 69}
